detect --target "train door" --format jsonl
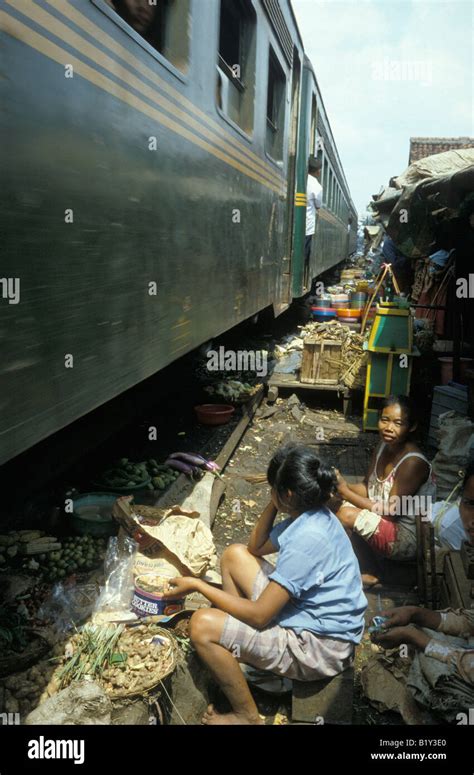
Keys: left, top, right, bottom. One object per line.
{"left": 281, "top": 47, "right": 301, "bottom": 305}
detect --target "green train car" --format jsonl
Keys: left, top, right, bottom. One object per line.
{"left": 0, "top": 0, "right": 357, "bottom": 465}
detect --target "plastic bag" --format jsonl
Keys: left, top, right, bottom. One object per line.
{"left": 92, "top": 536, "right": 138, "bottom": 623}
{"left": 37, "top": 582, "right": 98, "bottom": 633}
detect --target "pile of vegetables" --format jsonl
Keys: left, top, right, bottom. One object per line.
{"left": 3, "top": 665, "right": 50, "bottom": 716}
{"left": 144, "top": 459, "right": 180, "bottom": 491}
{"left": 12, "top": 535, "right": 106, "bottom": 583}
{"left": 95, "top": 458, "right": 180, "bottom": 492}
{"left": 95, "top": 452, "right": 222, "bottom": 493}
{"left": 204, "top": 379, "right": 260, "bottom": 402}
{"left": 0, "top": 530, "right": 61, "bottom": 569}
{"left": 95, "top": 459, "right": 152, "bottom": 490}
{"left": 35, "top": 536, "right": 106, "bottom": 583}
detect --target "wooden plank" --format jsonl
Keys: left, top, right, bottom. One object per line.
{"left": 443, "top": 554, "right": 464, "bottom": 608}
{"left": 269, "top": 373, "right": 347, "bottom": 392}
{"left": 213, "top": 387, "right": 265, "bottom": 471}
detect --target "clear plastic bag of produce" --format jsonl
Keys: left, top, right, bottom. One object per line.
{"left": 37, "top": 582, "right": 98, "bottom": 633}
{"left": 92, "top": 536, "right": 138, "bottom": 623}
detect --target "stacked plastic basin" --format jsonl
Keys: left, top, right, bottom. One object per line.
{"left": 311, "top": 296, "right": 337, "bottom": 321}
{"left": 336, "top": 291, "right": 367, "bottom": 325}
{"left": 331, "top": 293, "right": 349, "bottom": 310}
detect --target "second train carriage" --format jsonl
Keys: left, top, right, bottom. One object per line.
{"left": 0, "top": 0, "right": 357, "bottom": 465}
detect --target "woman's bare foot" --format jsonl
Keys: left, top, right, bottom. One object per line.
{"left": 362, "top": 573, "right": 382, "bottom": 590}
{"left": 202, "top": 704, "right": 264, "bottom": 726}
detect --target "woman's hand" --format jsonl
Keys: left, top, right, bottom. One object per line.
{"left": 378, "top": 606, "right": 416, "bottom": 628}
{"left": 371, "top": 624, "right": 430, "bottom": 652}
{"left": 371, "top": 625, "right": 415, "bottom": 648}
{"left": 161, "top": 576, "right": 200, "bottom": 598}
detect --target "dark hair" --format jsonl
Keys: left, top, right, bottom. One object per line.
{"left": 381, "top": 394, "right": 417, "bottom": 427}
{"left": 112, "top": 0, "right": 164, "bottom": 46}
{"left": 267, "top": 443, "right": 336, "bottom": 511}
{"left": 308, "top": 156, "right": 322, "bottom": 173}
{"left": 463, "top": 462, "right": 474, "bottom": 489}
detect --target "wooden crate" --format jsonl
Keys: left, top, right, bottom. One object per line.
{"left": 442, "top": 552, "right": 474, "bottom": 609}
{"left": 300, "top": 338, "right": 342, "bottom": 385}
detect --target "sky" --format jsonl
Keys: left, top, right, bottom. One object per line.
{"left": 292, "top": 0, "right": 474, "bottom": 216}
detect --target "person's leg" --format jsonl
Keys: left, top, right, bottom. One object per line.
{"left": 349, "top": 531, "right": 384, "bottom": 587}
{"left": 220, "top": 543, "right": 267, "bottom": 599}
{"left": 189, "top": 608, "right": 263, "bottom": 725}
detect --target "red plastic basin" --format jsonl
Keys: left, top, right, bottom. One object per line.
{"left": 194, "top": 404, "right": 235, "bottom": 425}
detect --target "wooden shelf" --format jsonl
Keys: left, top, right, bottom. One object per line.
{"left": 267, "top": 373, "right": 353, "bottom": 416}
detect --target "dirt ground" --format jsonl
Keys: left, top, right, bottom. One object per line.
{"left": 211, "top": 389, "right": 420, "bottom": 725}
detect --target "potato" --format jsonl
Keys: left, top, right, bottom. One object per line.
{"left": 5, "top": 693, "right": 19, "bottom": 714}
{"left": 4, "top": 675, "right": 24, "bottom": 692}
{"left": 14, "top": 682, "right": 36, "bottom": 699}
{"left": 19, "top": 699, "right": 32, "bottom": 716}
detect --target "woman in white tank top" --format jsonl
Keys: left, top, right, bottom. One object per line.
{"left": 334, "top": 395, "right": 436, "bottom": 586}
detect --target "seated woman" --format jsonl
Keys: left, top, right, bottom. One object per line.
{"left": 163, "top": 443, "right": 367, "bottom": 725}
{"left": 427, "top": 463, "right": 474, "bottom": 550}
{"left": 334, "top": 394, "right": 435, "bottom": 586}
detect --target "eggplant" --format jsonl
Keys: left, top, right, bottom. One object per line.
{"left": 165, "top": 458, "right": 194, "bottom": 475}
{"left": 203, "top": 460, "right": 220, "bottom": 472}
{"left": 169, "top": 452, "right": 221, "bottom": 472}
{"left": 168, "top": 452, "right": 208, "bottom": 466}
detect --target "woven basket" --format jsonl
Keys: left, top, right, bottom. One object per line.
{"left": 100, "top": 625, "right": 179, "bottom": 699}
{"left": 50, "top": 624, "right": 179, "bottom": 701}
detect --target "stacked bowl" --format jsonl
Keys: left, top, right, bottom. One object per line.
{"left": 330, "top": 293, "right": 349, "bottom": 310}
{"left": 349, "top": 291, "right": 367, "bottom": 310}
{"left": 311, "top": 306, "right": 337, "bottom": 322}
{"left": 336, "top": 307, "right": 362, "bottom": 325}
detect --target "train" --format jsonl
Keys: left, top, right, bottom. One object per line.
{"left": 0, "top": 0, "right": 357, "bottom": 465}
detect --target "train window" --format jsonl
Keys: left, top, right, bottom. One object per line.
{"left": 217, "top": 0, "right": 256, "bottom": 134}
{"left": 265, "top": 47, "right": 286, "bottom": 162}
{"left": 106, "top": 0, "right": 190, "bottom": 73}
{"left": 310, "top": 95, "right": 317, "bottom": 155}
{"left": 322, "top": 158, "right": 328, "bottom": 206}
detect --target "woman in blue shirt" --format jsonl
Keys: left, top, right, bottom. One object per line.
{"left": 163, "top": 444, "right": 367, "bottom": 725}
